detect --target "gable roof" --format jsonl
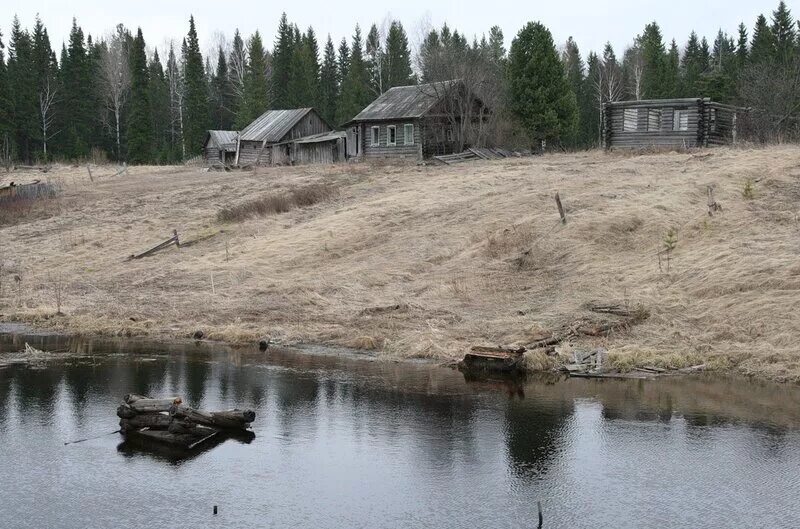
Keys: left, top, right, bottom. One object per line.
{"left": 348, "top": 80, "right": 461, "bottom": 123}
{"left": 204, "top": 130, "right": 238, "bottom": 151}
{"left": 239, "top": 108, "right": 318, "bottom": 143}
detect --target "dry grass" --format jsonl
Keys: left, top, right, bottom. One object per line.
{"left": 1, "top": 146, "right": 800, "bottom": 381}
{"left": 217, "top": 183, "right": 338, "bottom": 222}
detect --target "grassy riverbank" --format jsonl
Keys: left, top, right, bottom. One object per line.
{"left": 1, "top": 146, "right": 799, "bottom": 381}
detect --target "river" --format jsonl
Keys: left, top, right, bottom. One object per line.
{"left": 1, "top": 327, "right": 799, "bottom": 528}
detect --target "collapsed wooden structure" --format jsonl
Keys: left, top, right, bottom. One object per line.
{"left": 234, "top": 108, "right": 337, "bottom": 167}
{"left": 602, "top": 98, "right": 745, "bottom": 150}
{"left": 202, "top": 130, "right": 238, "bottom": 166}
{"left": 116, "top": 394, "right": 255, "bottom": 451}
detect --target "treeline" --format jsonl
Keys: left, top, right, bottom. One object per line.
{"left": 0, "top": 2, "right": 798, "bottom": 164}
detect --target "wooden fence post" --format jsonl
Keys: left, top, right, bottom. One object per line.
{"left": 555, "top": 192, "right": 566, "bottom": 224}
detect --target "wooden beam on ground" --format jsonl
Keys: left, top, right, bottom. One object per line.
{"left": 555, "top": 192, "right": 566, "bottom": 224}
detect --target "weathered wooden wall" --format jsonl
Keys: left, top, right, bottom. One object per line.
{"left": 603, "top": 98, "right": 741, "bottom": 150}
{"left": 294, "top": 139, "right": 345, "bottom": 164}
{"left": 361, "top": 119, "right": 423, "bottom": 161}
{"left": 237, "top": 140, "right": 268, "bottom": 166}
{"left": 203, "top": 147, "right": 222, "bottom": 164}
{"left": 281, "top": 111, "right": 331, "bottom": 142}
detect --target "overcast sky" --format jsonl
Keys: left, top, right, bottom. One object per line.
{"left": 2, "top": 0, "right": 790, "bottom": 60}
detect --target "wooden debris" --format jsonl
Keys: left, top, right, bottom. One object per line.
{"left": 434, "top": 148, "right": 521, "bottom": 165}
{"left": 459, "top": 345, "right": 526, "bottom": 374}
{"left": 127, "top": 230, "right": 180, "bottom": 260}
{"left": 116, "top": 394, "right": 255, "bottom": 451}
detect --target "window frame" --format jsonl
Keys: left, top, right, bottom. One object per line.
{"left": 623, "top": 108, "right": 639, "bottom": 132}
{"left": 673, "top": 109, "right": 689, "bottom": 131}
{"left": 403, "top": 123, "right": 414, "bottom": 145}
{"left": 387, "top": 125, "right": 397, "bottom": 146}
{"left": 647, "top": 109, "right": 662, "bottom": 132}
{"left": 370, "top": 126, "right": 380, "bottom": 146}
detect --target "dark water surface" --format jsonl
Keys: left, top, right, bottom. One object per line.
{"left": 2, "top": 328, "right": 800, "bottom": 529}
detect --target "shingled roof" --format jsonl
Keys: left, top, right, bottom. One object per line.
{"left": 239, "top": 108, "right": 316, "bottom": 143}
{"left": 348, "top": 80, "right": 461, "bottom": 123}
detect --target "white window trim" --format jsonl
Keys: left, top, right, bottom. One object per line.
{"left": 387, "top": 125, "right": 397, "bottom": 146}
{"left": 370, "top": 126, "right": 380, "bottom": 146}
{"left": 673, "top": 109, "right": 689, "bottom": 132}
{"left": 404, "top": 123, "right": 414, "bottom": 145}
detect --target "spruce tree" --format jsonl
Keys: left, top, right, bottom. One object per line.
{"left": 211, "top": 47, "right": 234, "bottom": 130}
{"left": 7, "top": 17, "right": 36, "bottom": 161}
{"left": 771, "top": 1, "right": 796, "bottom": 64}
{"left": 561, "top": 37, "right": 584, "bottom": 146}
{"left": 319, "top": 35, "right": 338, "bottom": 124}
{"left": 337, "top": 37, "right": 350, "bottom": 87}
{"left": 681, "top": 31, "right": 706, "bottom": 96}
{"left": 508, "top": 21, "right": 577, "bottom": 148}
{"left": 236, "top": 30, "right": 269, "bottom": 128}
{"left": 0, "top": 29, "right": 10, "bottom": 149}
{"left": 736, "top": 23, "right": 749, "bottom": 67}
{"left": 61, "top": 19, "right": 92, "bottom": 158}
{"left": 365, "top": 24, "right": 383, "bottom": 95}
{"left": 228, "top": 30, "right": 246, "bottom": 117}
{"left": 182, "top": 16, "right": 209, "bottom": 156}
{"left": 750, "top": 14, "right": 776, "bottom": 64}
{"left": 638, "top": 22, "right": 668, "bottom": 98}
{"left": 127, "top": 28, "right": 151, "bottom": 163}
{"left": 271, "top": 13, "right": 294, "bottom": 108}
{"left": 664, "top": 39, "right": 680, "bottom": 97}
{"left": 338, "top": 25, "right": 371, "bottom": 124}
{"left": 584, "top": 52, "right": 602, "bottom": 144}
{"left": 487, "top": 26, "right": 506, "bottom": 64}
{"left": 148, "top": 49, "right": 171, "bottom": 162}
{"left": 288, "top": 27, "right": 320, "bottom": 108}
{"left": 384, "top": 21, "right": 413, "bottom": 89}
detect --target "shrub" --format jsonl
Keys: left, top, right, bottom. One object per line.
{"left": 217, "top": 183, "right": 338, "bottom": 223}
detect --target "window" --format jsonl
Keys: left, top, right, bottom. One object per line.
{"left": 673, "top": 109, "right": 689, "bottom": 131}
{"left": 387, "top": 125, "right": 397, "bottom": 146}
{"left": 623, "top": 108, "right": 638, "bottom": 131}
{"left": 404, "top": 124, "right": 414, "bottom": 145}
{"left": 446, "top": 128, "right": 453, "bottom": 141}
{"left": 370, "top": 126, "right": 380, "bottom": 146}
{"left": 647, "top": 109, "right": 662, "bottom": 131}
{"left": 709, "top": 108, "right": 717, "bottom": 132}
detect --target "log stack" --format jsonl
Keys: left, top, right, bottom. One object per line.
{"left": 117, "top": 394, "right": 255, "bottom": 450}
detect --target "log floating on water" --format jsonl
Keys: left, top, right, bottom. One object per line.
{"left": 170, "top": 405, "right": 254, "bottom": 430}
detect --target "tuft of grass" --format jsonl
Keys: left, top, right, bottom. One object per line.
{"left": 217, "top": 183, "right": 338, "bottom": 223}
{"left": 742, "top": 179, "right": 755, "bottom": 200}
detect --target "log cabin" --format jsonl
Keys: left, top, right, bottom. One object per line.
{"left": 343, "top": 80, "right": 489, "bottom": 162}
{"left": 235, "top": 108, "right": 333, "bottom": 166}
{"left": 602, "top": 98, "right": 743, "bottom": 150}
{"left": 202, "top": 130, "right": 238, "bottom": 165}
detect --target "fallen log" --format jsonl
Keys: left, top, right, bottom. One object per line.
{"left": 119, "top": 414, "right": 172, "bottom": 431}
{"left": 170, "top": 405, "right": 255, "bottom": 430}
{"left": 127, "top": 230, "right": 180, "bottom": 261}
{"left": 168, "top": 417, "right": 205, "bottom": 435}
{"left": 127, "top": 396, "right": 183, "bottom": 413}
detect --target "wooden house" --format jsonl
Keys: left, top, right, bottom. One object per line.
{"left": 202, "top": 130, "right": 238, "bottom": 165}
{"left": 344, "top": 80, "right": 488, "bottom": 162}
{"left": 235, "top": 108, "right": 333, "bottom": 166}
{"left": 602, "top": 98, "right": 743, "bottom": 149}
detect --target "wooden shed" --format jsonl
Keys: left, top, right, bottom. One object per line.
{"left": 344, "top": 80, "right": 488, "bottom": 162}
{"left": 235, "top": 108, "right": 333, "bottom": 166}
{"left": 203, "top": 130, "right": 238, "bottom": 165}
{"left": 602, "top": 98, "right": 743, "bottom": 150}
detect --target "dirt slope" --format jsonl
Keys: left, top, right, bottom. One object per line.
{"left": 2, "top": 146, "right": 799, "bottom": 380}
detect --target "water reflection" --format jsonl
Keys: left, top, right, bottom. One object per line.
{"left": 1, "top": 329, "right": 800, "bottom": 528}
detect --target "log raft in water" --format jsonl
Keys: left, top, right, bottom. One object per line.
{"left": 123, "top": 394, "right": 182, "bottom": 413}
{"left": 119, "top": 413, "right": 172, "bottom": 431}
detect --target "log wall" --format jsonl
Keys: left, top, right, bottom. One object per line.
{"left": 602, "top": 98, "right": 742, "bottom": 150}
{"left": 361, "top": 119, "right": 423, "bottom": 161}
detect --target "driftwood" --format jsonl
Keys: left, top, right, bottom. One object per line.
{"left": 170, "top": 405, "right": 255, "bottom": 430}
{"left": 124, "top": 395, "right": 182, "bottom": 413}
{"left": 127, "top": 230, "right": 180, "bottom": 261}
{"left": 119, "top": 414, "right": 172, "bottom": 431}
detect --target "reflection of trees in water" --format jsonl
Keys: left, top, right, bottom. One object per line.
{"left": 503, "top": 399, "right": 575, "bottom": 480}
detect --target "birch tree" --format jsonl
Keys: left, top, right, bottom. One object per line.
{"left": 38, "top": 77, "right": 58, "bottom": 160}
{"left": 99, "top": 25, "right": 130, "bottom": 159}
{"left": 166, "top": 41, "right": 186, "bottom": 159}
